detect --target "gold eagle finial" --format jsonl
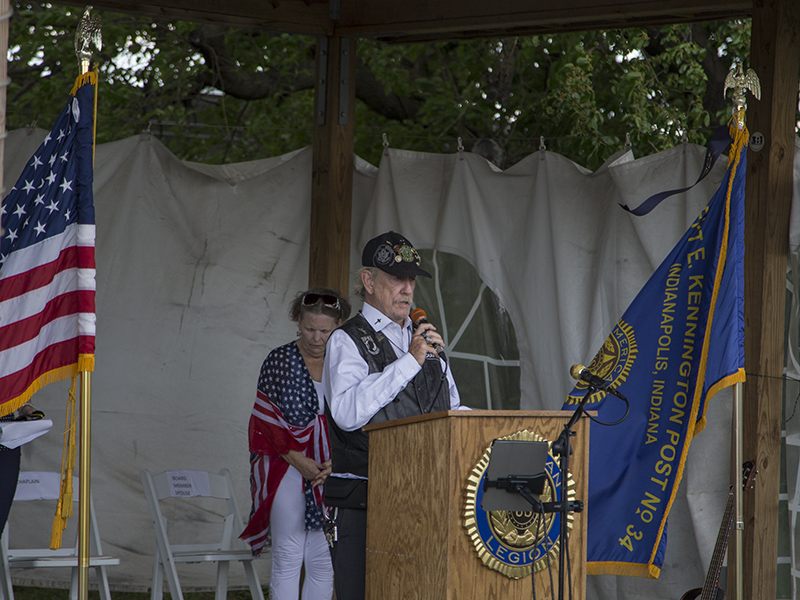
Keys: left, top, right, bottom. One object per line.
{"left": 723, "top": 63, "right": 761, "bottom": 113}
{"left": 74, "top": 5, "right": 102, "bottom": 75}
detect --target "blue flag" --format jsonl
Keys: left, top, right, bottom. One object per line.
{"left": 563, "top": 122, "right": 747, "bottom": 578}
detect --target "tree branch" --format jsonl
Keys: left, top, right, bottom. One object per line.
{"left": 187, "top": 24, "right": 316, "bottom": 100}
{"left": 354, "top": 57, "right": 423, "bottom": 121}
{"left": 189, "top": 24, "right": 425, "bottom": 122}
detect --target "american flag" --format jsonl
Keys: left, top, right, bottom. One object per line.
{"left": 0, "top": 74, "right": 96, "bottom": 416}
{"left": 240, "top": 388, "right": 330, "bottom": 555}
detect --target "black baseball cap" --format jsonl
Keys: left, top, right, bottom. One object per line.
{"left": 361, "top": 231, "right": 432, "bottom": 278}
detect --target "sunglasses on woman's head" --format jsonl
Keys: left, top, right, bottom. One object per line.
{"left": 302, "top": 293, "right": 340, "bottom": 309}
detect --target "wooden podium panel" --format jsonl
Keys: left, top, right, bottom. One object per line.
{"left": 364, "top": 410, "right": 589, "bottom": 600}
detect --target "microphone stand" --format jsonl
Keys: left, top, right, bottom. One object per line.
{"left": 550, "top": 383, "right": 593, "bottom": 600}
{"left": 483, "top": 472, "right": 547, "bottom": 600}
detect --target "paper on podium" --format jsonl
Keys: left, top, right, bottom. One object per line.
{"left": 0, "top": 419, "right": 53, "bottom": 449}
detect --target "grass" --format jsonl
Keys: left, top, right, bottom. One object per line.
{"left": 11, "top": 588, "right": 264, "bottom": 600}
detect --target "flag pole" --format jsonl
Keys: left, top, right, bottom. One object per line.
{"left": 722, "top": 61, "right": 761, "bottom": 600}
{"left": 74, "top": 8, "right": 101, "bottom": 600}
{"left": 723, "top": 62, "right": 759, "bottom": 600}
{"left": 0, "top": 0, "right": 9, "bottom": 236}
{"left": 733, "top": 381, "right": 743, "bottom": 600}
{"left": 77, "top": 371, "right": 92, "bottom": 600}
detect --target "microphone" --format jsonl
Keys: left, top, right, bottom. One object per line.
{"left": 569, "top": 364, "right": 627, "bottom": 400}
{"left": 410, "top": 308, "right": 429, "bottom": 328}
{"left": 410, "top": 308, "right": 447, "bottom": 362}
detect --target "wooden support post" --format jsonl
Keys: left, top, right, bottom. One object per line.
{"left": 735, "top": 1, "right": 800, "bottom": 599}
{"left": 310, "top": 35, "right": 357, "bottom": 295}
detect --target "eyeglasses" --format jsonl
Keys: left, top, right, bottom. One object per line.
{"left": 302, "top": 293, "right": 340, "bottom": 310}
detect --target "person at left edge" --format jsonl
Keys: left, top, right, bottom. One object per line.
{"left": 240, "top": 287, "right": 351, "bottom": 600}
{"left": 1, "top": 403, "right": 45, "bottom": 541}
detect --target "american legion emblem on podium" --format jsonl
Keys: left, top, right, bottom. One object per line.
{"left": 463, "top": 430, "right": 576, "bottom": 579}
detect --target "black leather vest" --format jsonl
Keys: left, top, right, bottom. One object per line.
{"left": 326, "top": 313, "right": 450, "bottom": 478}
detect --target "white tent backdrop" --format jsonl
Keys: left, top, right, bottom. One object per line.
{"left": 2, "top": 127, "right": 799, "bottom": 599}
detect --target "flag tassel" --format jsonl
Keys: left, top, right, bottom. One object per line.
{"left": 50, "top": 376, "right": 78, "bottom": 549}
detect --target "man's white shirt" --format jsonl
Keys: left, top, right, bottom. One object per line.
{"left": 322, "top": 302, "right": 461, "bottom": 433}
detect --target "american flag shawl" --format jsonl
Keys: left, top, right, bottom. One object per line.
{"left": 240, "top": 342, "right": 330, "bottom": 555}
{"left": 0, "top": 72, "right": 96, "bottom": 417}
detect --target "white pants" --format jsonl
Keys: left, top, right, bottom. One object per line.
{"left": 269, "top": 466, "right": 333, "bottom": 600}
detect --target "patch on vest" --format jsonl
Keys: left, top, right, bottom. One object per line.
{"left": 361, "top": 335, "right": 380, "bottom": 355}
{"left": 463, "top": 430, "right": 575, "bottom": 579}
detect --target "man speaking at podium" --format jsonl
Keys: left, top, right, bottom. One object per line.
{"left": 322, "top": 231, "right": 463, "bottom": 600}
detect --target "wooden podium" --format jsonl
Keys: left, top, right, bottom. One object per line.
{"left": 364, "top": 410, "right": 589, "bottom": 600}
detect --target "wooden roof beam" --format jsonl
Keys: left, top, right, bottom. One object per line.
{"left": 334, "top": 0, "right": 751, "bottom": 39}
{"left": 62, "top": 0, "right": 750, "bottom": 40}
{"left": 81, "top": 0, "right": 334, "bottom": 35}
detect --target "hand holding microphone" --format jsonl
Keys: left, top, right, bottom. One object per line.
{"left": 410, "top": 308, "right": 447, "bottom": 364}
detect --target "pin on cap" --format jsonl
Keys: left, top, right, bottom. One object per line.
{"left": 361, "top": 231, "right": 432, "bottom": 278}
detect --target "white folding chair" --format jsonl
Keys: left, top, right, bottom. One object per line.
{"left": 0, "top": 471, "right": 119, "bottom": 600}
{"left": 140, "top": 469, "right": 265, "bottom": 600}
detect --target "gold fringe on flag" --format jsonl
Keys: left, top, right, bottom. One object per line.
{"left": 50, "top": 376, "right": 79, "bottom": 549}
{"left": 641, "top": 110, "right": 750, "bottom": 573}
{"left": 691, "top": 110, "right": 748, "bottom": 438}
{"left": 0, "top": 353, "right": 94, "bottom": 419}
{"left": 69, "top": 70, "right": 97, "bottom": 96}
{"left": 70, "top": 67, "right": 99, "bottom": 165}
{"left": 0, "top": 365, "right": 78, "bottom": 418}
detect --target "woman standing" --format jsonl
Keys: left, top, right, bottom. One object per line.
{"left": 240, "top": 287, "right": 350, "bottom": 600}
